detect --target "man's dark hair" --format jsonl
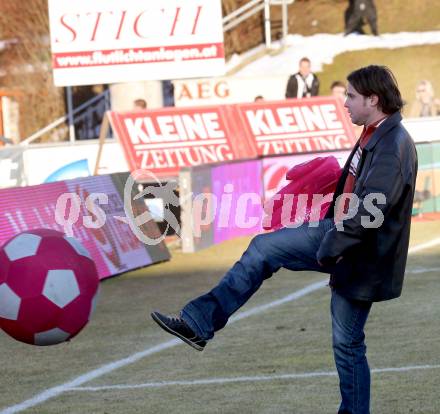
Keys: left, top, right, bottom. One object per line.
{"left": 330, "top": 80, "right": 346, "bottom": 90}
{"left": 347, "top": 65, "right": 404, "bottom": 114}
{"left": 299, "top": 57, "right": 311, "bottom": 64}
{"left": 133, "top": 98, "right": 147, "bottom": 109}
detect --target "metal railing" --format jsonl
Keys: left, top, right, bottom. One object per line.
{"left": 223, "top": 0, "right": 266, "bottom": 32}
{"left": 21, "top": 89, "right": 111, "bottom": 145}
{"left": 223, "top": 0, "right": 294, "bottom": 49}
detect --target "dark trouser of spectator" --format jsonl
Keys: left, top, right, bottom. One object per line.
{"left": 162, "top": 80, "right": 175, "bottom": 107}
{"left": 344, "top": 0, "right": 378, "bottom": 36}
{"left": 344, "top": 2, "right": 365, "bottom": 34}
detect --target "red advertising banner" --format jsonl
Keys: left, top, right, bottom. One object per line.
{"left": 109, "top": 96, "right": 355, "bottom": 178}
{"left": 236, "top": 97, "right": 356, "bottom": 156}
{"left": 108, "top": 105, "right": 258, "bottom": 178}
{"left": 0, "top": 175, "right": 169, "bottom": 279}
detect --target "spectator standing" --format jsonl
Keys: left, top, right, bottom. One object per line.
{"left": 344, "top": 0, "right": 378, "bottom": 36}
{"left": 285, "top": 57, "right": 320, "bottom": 99}
{"left": 133, "top": 98, "right": 147, "bottom": 111}
{"left": 162, "top": 80, "right": 175, "bottom": 107}
{"left": 410, "top": 80, "right": 439, "bottom": 117}
{"left": 331, "top": 81, "right": 347, "bottom": 102}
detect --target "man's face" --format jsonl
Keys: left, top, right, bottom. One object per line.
{"left": 416, "top": 83, "right": 431, "bottom": 104}
{"left": 332, "top": 86, "right": 347, "bottom": 102}
{"left": 299, "top": 60, "right": 311, "bottom": 77}
{"left": 344, "top": 82, "right": 374, "bottom": 126}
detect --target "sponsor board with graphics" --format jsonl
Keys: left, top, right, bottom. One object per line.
{"left": 262, "top": 151, "right": 351, "bottom": 201}
{"left": 236, "top": 97, "right": 355, "bottom": 156}
{"left": 107, "top": 105, "right": 258, "bottom": 178}
{"left": 173, "top": 75, "right": 289, "bottom": 107}
{"left": 108, "top": 96, "right": 355, "bottom": 178}
{"left": 0, "top": 173, "right": 169, "bottom": 278}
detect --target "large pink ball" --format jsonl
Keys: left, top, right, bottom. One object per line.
{"left": 0, "top": 229, "right": 99, "bottom": 346}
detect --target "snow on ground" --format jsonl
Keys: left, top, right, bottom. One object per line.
{"left": 226, "top": 31, "right": 440, "bottom": 76}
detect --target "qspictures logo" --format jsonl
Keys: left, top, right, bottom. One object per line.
{"left": 53, "top": 170, "right": 387, "bottom": 246}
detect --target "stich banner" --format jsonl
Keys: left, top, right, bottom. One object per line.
{"left": 48, "top": 0, "right": 225, "bottom": 86}
{"left": 104, "top": 97, "right": 355, "bottom": 178}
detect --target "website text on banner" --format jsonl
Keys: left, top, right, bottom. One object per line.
{"left": 108, "top": 97, "right": 356, "bottom": 178}
{"left": 48, "top": 0, "right": 225, "bottom": 86}
{"left": 0, "top": 174, "right": 170, "bottom": 279}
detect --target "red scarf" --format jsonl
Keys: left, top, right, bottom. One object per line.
{"left": 335, "top": 117, "right": 386, "bottom": 221}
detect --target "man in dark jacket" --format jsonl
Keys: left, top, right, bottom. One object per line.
{"left": 285, "top": 57, "right": 320, "bottom": 99}
{"left": 345, "top": 0, "right": 378, "bottom": 36}
{"left": 152, "top": 66, "right": 417, "bottom": 413}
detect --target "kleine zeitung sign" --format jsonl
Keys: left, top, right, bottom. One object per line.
{"left": 237, "top": 97, "right": 355, "bottom": 155}
{"left": 107, "top": 97, "right": 355, "bottom": 178}
{"left": 108, "top": 105, "right": 257, "bottom": 178}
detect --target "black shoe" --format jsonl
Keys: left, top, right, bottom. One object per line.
{"left": 151, "top": 311, "right": 206, "bottom": 351}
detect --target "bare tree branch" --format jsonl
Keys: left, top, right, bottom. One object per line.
{"left": 0, "top": 0, "right": 66, "bottom": 141}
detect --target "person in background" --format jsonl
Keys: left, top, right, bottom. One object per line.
{"left": 344, "top": 0, "right": 378, "bottom": 36}
{"left": 285, "top": 57, "right": 320, "bottom": 99}
{"left": 331, "top": 80, "right": 364, "bottom": 137}
{"left": 254, "top": 95, "right": 264, "bottom": 102}
{"left": 133, "top": 98, "right": 147, "bottom": 111}
{"left": 410, "top": 80, "right": 439, "bottom": 117}
{"left": 162, "top": 80, "right": 175, "bottom": 107}
{"left": 331, "top": 81, "right": 347, "bottom": 102}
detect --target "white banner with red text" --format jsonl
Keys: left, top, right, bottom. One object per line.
{"left": 48, "top": 0, "right": 225, "bottom": 86}
{"left": 173, "top": 75, "right": 290, "bottom": 107}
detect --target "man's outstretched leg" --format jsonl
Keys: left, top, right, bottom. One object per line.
{"left": 152, "top": 219, "right": 334, "bottom": 350}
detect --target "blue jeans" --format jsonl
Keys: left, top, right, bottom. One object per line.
{"left": 181, "top": 218, "right": 372, "bottom": 413}
{"left": 331, "top": 288, "right": 372, "bottom": 414}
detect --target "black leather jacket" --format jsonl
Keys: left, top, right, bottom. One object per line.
{"left": 317, "top": 111, "right": 418, "bottom": 302}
